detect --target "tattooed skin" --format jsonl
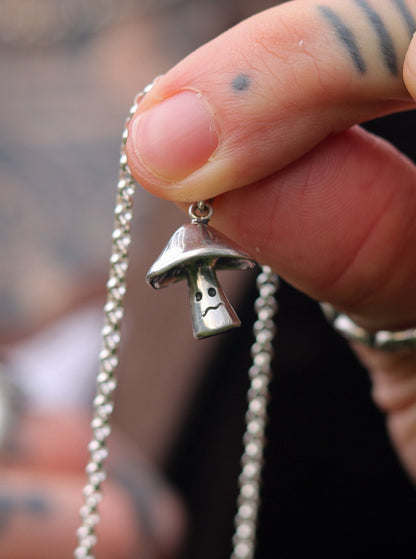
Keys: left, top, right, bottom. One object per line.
{"left": 318, "top": 0, "right": 416, "bottom": 76}
{"left": 318, "top": 6, "right": 366, "bottom": 73}
{"left": 391, "top": 0, "right": 416, "bottom": 38}
{"left": 355, "top": 0, "right": 398, "bottom": 75}
{"left": 232, "top": 74, "right": 251, "bottom": 91}
{"left": 0, "top": 493, "right": 50, "bottom": 533}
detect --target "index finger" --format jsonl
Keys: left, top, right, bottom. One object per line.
{"left": 126, "top": 0, "right": 416, "bottom": 202}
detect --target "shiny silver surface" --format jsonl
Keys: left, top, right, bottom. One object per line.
{"left": 146, "top": 222, "right": 256, "bottom": 338}
{"left": 186, "top": 261, "right": 240, "bottom": 338}
{"left": 75, "top": 86, "right": 146, "bottom": 559}
{"left": 76, "top": 79, "right": 280, "bottom": 559}
{"left": 320, "top": 302, "right": 416, "bottom": 352}
{"left": 230, "top": 266, "right": 279, "bottom": 559}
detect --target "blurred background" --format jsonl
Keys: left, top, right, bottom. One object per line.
{"left": 0, "top": 0, "right": 251, "bottom": 342}
{"left": 2, "top": 2, "right": 416, "bottom": 559}
{"left": 0, "top": 0, "right": 275, "bottom": 447}
{"left": 0, "top": 2, "right": 276, "bottom": 558}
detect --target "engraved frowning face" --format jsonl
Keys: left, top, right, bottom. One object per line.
{"left": 186, "top": 262, "right": 240, "bottom": 339}
{"left": 146, "top": 221, "right": 255, "bottom": 339}
{"left": 195, "top": 281, "right": 222, "bottom": 317}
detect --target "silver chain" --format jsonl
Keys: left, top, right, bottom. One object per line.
{"left": 231, "top": 267, "right": 278, "bottom": 559}
{"left": 74, "top": 95, "right": 141, "bottom": 559}
{"left": 74, "top": 84, "right": 278, "bottom": 559}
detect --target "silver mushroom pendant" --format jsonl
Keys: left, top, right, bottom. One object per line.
{"left": 146, "top": 202, "right": 256, "bottom": 339}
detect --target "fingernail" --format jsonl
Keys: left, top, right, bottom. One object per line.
{"left": 131, "top": 90, "right": 219, "bottom": 181}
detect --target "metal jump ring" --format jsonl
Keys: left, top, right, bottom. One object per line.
{"left": 188, "top": 201, "right": 214, "bottom": 223}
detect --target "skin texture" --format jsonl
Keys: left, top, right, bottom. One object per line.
{"left": 231, "top": 74, "right": 252, "bottom": 91}
{"left": 125, "top": 0, "right": 416, "bottom": 483}
{"left": 354, "top": 0, "right": 399, "bottom": 75}
{"left": 317, "top": 5, "right": 367, "bottom": 73}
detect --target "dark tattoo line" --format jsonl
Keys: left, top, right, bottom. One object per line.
{"left": 318, "top": 6, "right": 366, "bottom": 74}
{"left": 390, "top": 0, "right": 416, "bottom": 38}
{"left": 113, "top": 462, "right": 164, "bottom": 558}
{"left": 354, "top": 0, "right": 398, "bottom": 75}
{"left": 232, "top": 74, "right": 251, "bottom": 91}
{"left": 0, "top": 493, "right": 50, "bottom": 532}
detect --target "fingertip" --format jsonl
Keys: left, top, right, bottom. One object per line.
{"left": 126, "top": 0, "right": 415, "bottom": 205}
{"left": 126, "top": 114, "right": 236, "bottom": 203}
{"left": 128, "top": 90, "right": 219, "bottom": 182}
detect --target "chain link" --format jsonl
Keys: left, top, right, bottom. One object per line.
{"left": 74, "top": 83, "right": 279, "bottom": 559}
{"left": 74, "top": 96, "right": 141, "bottom": 559}
{"left": 231, "top": 266, "right": 279, "bottom": 559}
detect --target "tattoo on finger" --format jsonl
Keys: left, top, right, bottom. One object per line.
{"left": 232, "top": 74, "right": 251, "bottom": 91}
{"left": 355, "top": 0, "right": 398, "bottom": 75}
{"left": 318, "top": 0, "right": 416, "bottom": 76}
{"left": 318, "top": 5, "right": 366, "bottom": 74}
{"left": 0, "top": 492, "right": 50, "bottom": 533}
{"left": 390, "top": 0, "right": 416, "bottom": 39}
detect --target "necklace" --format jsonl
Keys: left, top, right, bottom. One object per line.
{"left": 74, "top": 82, "right": 279, "bottom": 559}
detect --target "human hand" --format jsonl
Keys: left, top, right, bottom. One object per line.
{"left": 0, "top": 410, "right": 185, "bottom": 559}
{"left": 125, "top": 0, "right": 416, "bottom": 480}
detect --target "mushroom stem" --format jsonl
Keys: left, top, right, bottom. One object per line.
{"left": 185, "top": 262, "right": 240, "bottom": 339}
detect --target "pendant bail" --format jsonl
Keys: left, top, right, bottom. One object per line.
{"left": 188, "top": 200, "right": 214, "bottom": 224}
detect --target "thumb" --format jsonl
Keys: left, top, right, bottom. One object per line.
{"left": 403, "top": 32, "right": 416, "bottom": 99}
{"left": 126, "top": 0, "right": 415, "bottom": 203}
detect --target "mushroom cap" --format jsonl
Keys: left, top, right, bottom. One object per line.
{"left": 146, "top": 222, "right": 256, "bottom": 289}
